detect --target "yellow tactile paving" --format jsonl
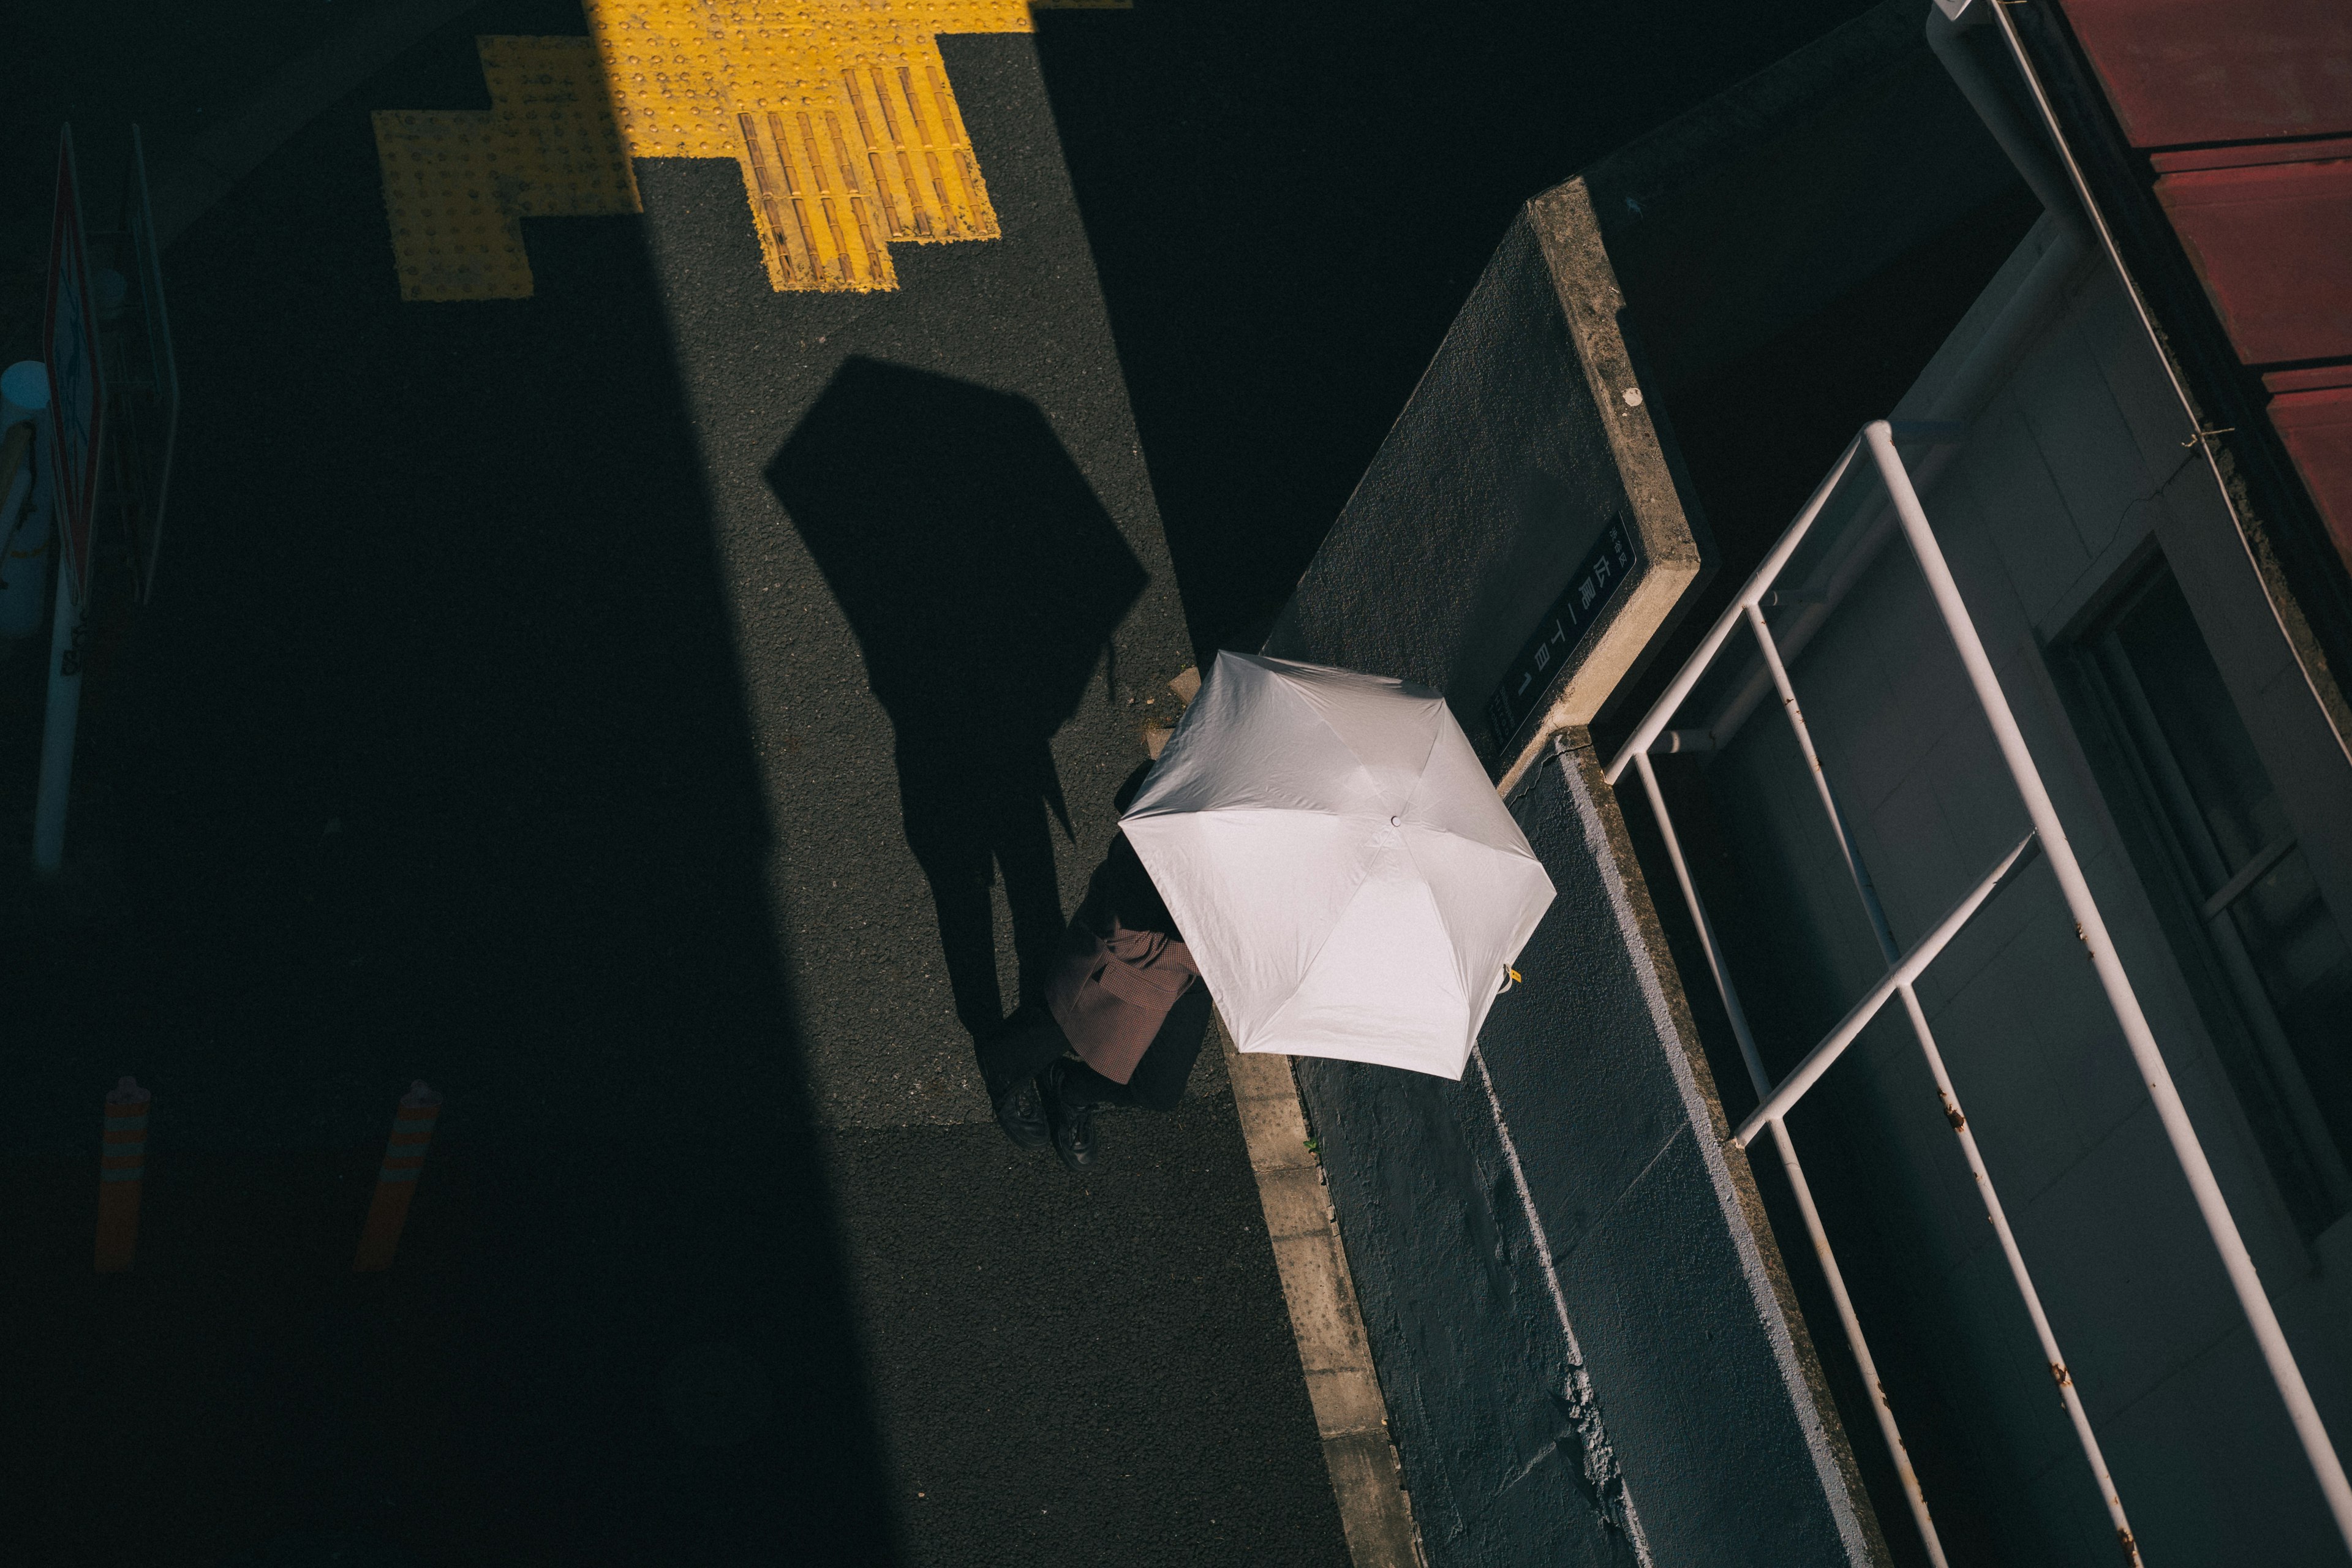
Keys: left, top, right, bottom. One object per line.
{"left": 581, "top": 0, "right": 1016, "bottom": 292}
{"left": 375, "top": 110, "right": 532, "bottom": 300}
{"left": 479, "top": 36, "right": 646, "bottom": 217}
{"left": 375, "top": 36, "right": 640, "bottom": 301}
{"left": 377, "top": 1, "right": 1126, "bottom": 300}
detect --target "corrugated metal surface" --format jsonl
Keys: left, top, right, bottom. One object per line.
{"left": 2153, "top": 139, "right": 2352, "bottom": 366}
{"left": 2062, "top": 0, "right": 2352, "bottom": 148}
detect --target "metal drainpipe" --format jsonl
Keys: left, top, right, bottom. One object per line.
{"left": 1925, "top": 0, "right": 2092, "bottom": 253}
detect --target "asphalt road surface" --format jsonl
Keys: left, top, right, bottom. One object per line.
{"left": 0, "top": 1, "right": 1880, "bottom": 1563}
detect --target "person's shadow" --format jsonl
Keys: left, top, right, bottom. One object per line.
{"left": 769, "top": 358, "right": 1147, "bottom": 1036}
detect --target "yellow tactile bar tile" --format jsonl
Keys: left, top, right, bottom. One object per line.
{"left": 377, "top": 1, "right": 1126, "bottom": 301}
{"left": 375, "top": 36, "right": 641, "bottom": 301}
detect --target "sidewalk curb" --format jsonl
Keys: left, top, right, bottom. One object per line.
{"left": 150, "top": 0, "right": 483, "bottom": 250}
{"left": 1221, "top": 1018, "right": 1423, "bottom": 1568}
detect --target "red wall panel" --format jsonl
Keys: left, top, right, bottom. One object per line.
{"left": 2062, "top": 0, "right": 2352, "bottom": 148}
{"left": 2154, "top": 140, "right": 2352, "bottom": 366}
{"left": 2266, "top": 371, "right": 2352, "bottom": 575}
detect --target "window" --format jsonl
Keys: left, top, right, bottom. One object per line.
{"left": 2081, "top": 563, "right": 2352, "bottom": 1236}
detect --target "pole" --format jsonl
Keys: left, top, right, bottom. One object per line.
{"left": 95, "top": 1076, "right": 151, "bottom": 1273}
{"left": 0, "top": 361, "right": 53, "bottom": 642}
{"left": 32, "top": 549, "right": 81, "bottom": 876}
{"left": 356, "top": 1082, "right": 443, "bottom": 1271}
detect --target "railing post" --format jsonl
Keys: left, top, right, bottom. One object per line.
{"left": 1749, "top": 573, "right": 2147, "bottom": 1562}
{"left": 1631, "top": 750, "right": 1950, "bottom": 1566}
{"left": 1866, "top": 418, "right": 2352, "bottom": 1556}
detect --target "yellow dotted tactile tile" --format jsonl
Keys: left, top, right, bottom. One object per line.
{"left": 582, "top": 0, "right": 1028, "bottom": 292}
{"left": 375, "top": 36, "right": 641, "bottom": 301}
{"left": 375, "top": 108, "right": 527, "bottom": 300}
{"left": 378, "top": 2, "right": 1125, "bottom": 300}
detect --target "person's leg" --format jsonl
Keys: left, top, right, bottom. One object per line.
{"left": 1035, "top": 986, "right": 1212, "bottom": 1169}
{"left": 974, "top": 1003, "right": 1069, "bottom": 1103}
{"left": 1123, "top": 983, "right": 1213, "bottom": 1114}
{"left": 1050, "top": 1059, "right": 1136, "bottom": 1109}
{"left": 974, "top": 1005, "right": 1068, "bottom": 1150}
{"left": 1039, "top": 1057, "right": 1107, "bottom": 1172}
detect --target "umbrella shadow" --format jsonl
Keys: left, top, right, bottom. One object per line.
{"left": 769, "top": 358, "right": 1147, "bottom": 1033}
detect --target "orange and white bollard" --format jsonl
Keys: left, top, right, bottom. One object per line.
{"left": 354, "top": 1081, "right": 442, "bottom": 1272}
{"left": 94, "top": 1076, "right": 150, "bottom": 1273}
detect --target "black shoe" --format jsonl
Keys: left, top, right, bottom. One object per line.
{"left": 1042, "top": 1060, "right": 1101, "bottom": 1173}
{"left": 993, "top": 1076, "right": 1050, "bottom": 1152}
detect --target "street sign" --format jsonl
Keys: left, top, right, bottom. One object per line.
{"left": 1483, "top": 512, "right": 1642, "bottom": 756}
{"left": 43, "top": 126, "right": 106, "bottom": 608}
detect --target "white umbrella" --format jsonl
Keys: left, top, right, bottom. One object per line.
{"left": 1120, "top": 652, "right": 1556, "bottom": 1079}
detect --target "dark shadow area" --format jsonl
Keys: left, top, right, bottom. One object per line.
{"left": 0, "top": 4, "right": 901, "bottom": 1564}
{"left": 820, "top": 1094, "right": 1353, "bottom": 1568}
{"left": 0, "top": 0, "right": 417, "bottom": 361}
{"left": 768, "top": 358, "right": 1145, "bottom": 1037}
{"left": 1591, "top": 180, "right": 2046, "bottom": 760}
{"left": 1027, "top": 0, "right": 1886, "bottom": 662}
{"left": 1111, "top": 756, "right": 1153, "bottom": 816}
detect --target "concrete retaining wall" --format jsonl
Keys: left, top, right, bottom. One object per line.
{"left": 1289, "top": 740, "right": 1885, "bottom": 1567}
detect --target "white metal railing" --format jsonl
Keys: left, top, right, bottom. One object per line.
{"left": 1603, "top": 419, "right": 2352, "bottom": 1566}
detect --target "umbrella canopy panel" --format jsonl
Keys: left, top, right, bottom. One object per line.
{"left": 1123, "top": 654, "right": 1556, "bottom": 1079}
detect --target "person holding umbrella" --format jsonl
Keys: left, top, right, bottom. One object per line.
{"left": 980, "top": 777, "right": 1214, "bottom": 1172}
{"left": 981, "top": 652, "right": 1556, "bottom": 1170}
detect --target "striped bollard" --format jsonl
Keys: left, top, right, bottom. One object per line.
{"left": 355, "top": 1082, "right": 442, "bottom": 1272}
{"left": 95, "top": 1077, "right": 151, "bottom": 1273}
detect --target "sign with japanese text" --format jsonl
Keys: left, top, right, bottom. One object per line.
{"left": 1485, "top": 513, "right": 1641, "bottom": 752}
{"left": 43, "top": 126, "right": 105, "bottom": 608}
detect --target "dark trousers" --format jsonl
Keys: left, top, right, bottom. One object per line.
{"left": 976, "top": 983, "right": 1215, "bottom": 1114}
